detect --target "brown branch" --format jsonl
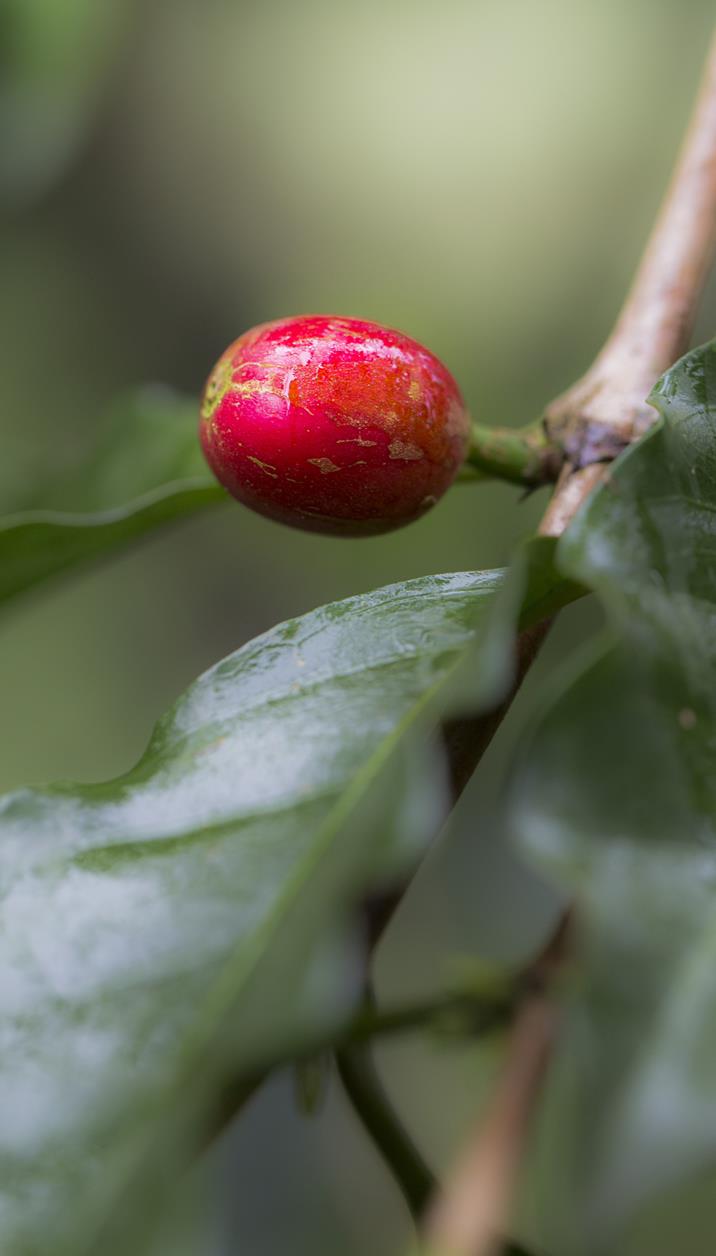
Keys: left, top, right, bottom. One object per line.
{"left": 421, "top": 30, "right": 716, "bottom": 1256}
{"left": 422, "top": 998, "right": 552, "bottom": 1256}
{"left": 537, "top": 462, "right": 606, "bottom": 539}
{"left": 545, "top": 29, "right": 716, "bottom": 470}
{"left": 422, "top": 917, "right": 569, "bottom": 1256}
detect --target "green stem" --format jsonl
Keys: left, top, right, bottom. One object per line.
{"left": 336, "top": 1034, "right": 434, "bottom": 1220}
{"left": 343, "top": 986, "right": 515, "bottom": 1046}
{"left": 335, "top": 981, "right": 517, "bottom": 1224}
{"left": 336, "top": 1032, "right": 540, "bottom": 1256}
{"left": 464, "top": 419, "right": 561, "bottom": 487}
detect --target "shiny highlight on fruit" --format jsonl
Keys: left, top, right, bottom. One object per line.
{"left": 199, "top": 314, "right": 470, "bottom": 536}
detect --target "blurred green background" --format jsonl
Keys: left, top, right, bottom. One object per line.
{"left": 1, "top": 1, "right": 715, "bottom": 1251}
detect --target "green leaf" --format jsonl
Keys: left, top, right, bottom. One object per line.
{"left": 0, "top": 545, "right": 577, "bottom": 1254}
{"left": 512, "top": 341, "right": 716, "bottom": 1256}
{"left": 0, "top": 387, "right": 224, "bottom": 605}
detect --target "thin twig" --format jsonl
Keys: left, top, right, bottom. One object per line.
{"left": 334, "top": 968, "right": 517, "bottom": 1221}
{"left": 337, "top": 1026, "right": 541, "bottom": 1256}
{"left": 336, "top": 970, "right": 547, "bottom": 1256}
{"left": 421, "top": 916, "right": 569, "bottom": 1256}
{"left": 336, "top": 1030, "right": 435, "bottom": 1220}
{"left": 422, "top": 995, "right": 552, "bottom": 1256}
{"left": 342, "top": 985, "right": 516, "bottom": 1046}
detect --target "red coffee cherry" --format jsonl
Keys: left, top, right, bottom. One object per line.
{"left": 199, "top": 314, "right": 470, "bottom": 536}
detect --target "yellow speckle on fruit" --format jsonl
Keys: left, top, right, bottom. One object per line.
{"left": 247, "top": 455, "right": 279, "bottom": 478}
{"left": 233, "top": 379, "right": 278, "bottom": 399}
{"left": 308, "top": 458, "right": 341, "bottom": 474}
{"left": 389, "top": 440, "right": 423, "bottom": 461}
{"left": 201, "top": 356, "right": 234, "bottom": 420}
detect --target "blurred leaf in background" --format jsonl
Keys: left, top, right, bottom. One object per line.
{"left": 0, "top": 0, "right": 130, "bottom": 206}
{"left": 0, "top": 386, "right": 221, "bottom": 605}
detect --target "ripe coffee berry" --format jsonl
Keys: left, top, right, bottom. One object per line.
{"left": 199, "top": 314, "right": 470, "bottom": 536}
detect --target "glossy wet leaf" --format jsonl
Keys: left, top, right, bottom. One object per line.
{"left": 0, "top": 543, "right": 576, "bottom": 1254}
{"left": 0, "top": 386, "right": 224, "bottom": 605}
{"left": 512, "top": 341, "right": 716, "bottom": 1256}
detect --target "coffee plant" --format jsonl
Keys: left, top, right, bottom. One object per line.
{"left": 1, "top": 20, "right": 716, "bottom": 1256}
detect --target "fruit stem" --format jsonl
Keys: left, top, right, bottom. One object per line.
{"left": 465, "top": 420, "right": 561, "bottom": 487}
